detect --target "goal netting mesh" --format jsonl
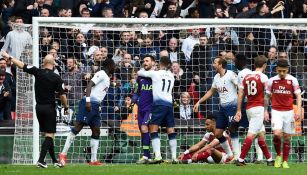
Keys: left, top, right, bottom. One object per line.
{"left": 13, "top": 18, "right": 307, "bottom": 164}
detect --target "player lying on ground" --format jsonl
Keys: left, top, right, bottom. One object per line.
{"left": 178, "top": 115, "right": 231, "bottom": 164}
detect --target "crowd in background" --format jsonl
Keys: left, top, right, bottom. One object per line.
{"left": 0, "top": 0, "right": 306, "bottom": 127}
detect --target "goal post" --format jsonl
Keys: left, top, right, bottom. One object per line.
{"left": 13, "top": 17, "right": 307, "bottom": 164}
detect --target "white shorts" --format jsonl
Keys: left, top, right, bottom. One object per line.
{"left": 271, "top": 109, "right": 295, "bottom": 134}
{"left": 246, "top": 106, "right": 266, "bottom": 134}
{"left": 207, "top": 153, "right": 226, "bottom": 164}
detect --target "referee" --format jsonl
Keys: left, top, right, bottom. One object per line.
{"left": 2, "top": 51, "right": 69, "bottom": 168}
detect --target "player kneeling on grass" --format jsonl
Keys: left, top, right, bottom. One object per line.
{"left": 59, "top": 59, "right": 115, "bottom": 166}
{"left": 178, "top": 115, "right": 231, "bottom": 164}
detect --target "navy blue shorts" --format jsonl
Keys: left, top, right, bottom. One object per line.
{"left": 149, "top": 105, "right": 175, "bottom": 127}
{"left": 138, "top": 109, "right": 151, "bottom": 127}
{"left": 76, "top": 98, "right": 101, "bottom": 127}
{"left": 216, "top": 105, "right": 237, "bottom": 130}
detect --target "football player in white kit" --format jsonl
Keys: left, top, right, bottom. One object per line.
{"left": 59, "top": 59, "right": 115, "bottom": 166}
{"left": 194, "top": 56, "right": 237, "bottom": 163}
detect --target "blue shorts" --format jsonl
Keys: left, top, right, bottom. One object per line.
{"left": 76, "top": 98, "right": 101, "bottom": 127}
{"left": 149, "top": 105, "right": 175, "bottom": 127}
{"left": 138, "top": 109, "right": 151, "bottom": 127}
{"left": 216, "top": 105, "right": 237, "bottom": 130}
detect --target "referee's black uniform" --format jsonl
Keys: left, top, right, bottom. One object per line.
{"left": 23, "top": 65, "right": 65, "bottom": 133}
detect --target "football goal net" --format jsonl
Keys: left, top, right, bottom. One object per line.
{"left": 12, "top": 18, "right": 307, "bottom": 164}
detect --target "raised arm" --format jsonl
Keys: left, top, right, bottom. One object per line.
{"left": 1, "top": 51, "right": 25, "bottom": 69}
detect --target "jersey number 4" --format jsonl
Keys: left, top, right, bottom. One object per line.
{"left": 246, "top": 80, "right": 257, "bottom": 96}
{"left": 162, "top": 79, "right": 171, "bottom": 93}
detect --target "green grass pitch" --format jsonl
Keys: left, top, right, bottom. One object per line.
{"left": 1, "top": 163, "right": 307, "bottom": 175}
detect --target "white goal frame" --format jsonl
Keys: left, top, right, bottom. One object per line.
{"left": 31, "top": 17, "right": 307, "bottom": 164}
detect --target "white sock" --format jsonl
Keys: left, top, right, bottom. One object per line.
{"left": 152, "top": 137, "right": 161, "bottom": 159}
{"left": 62, "top": 132, "right": 76, "bottom": 154}
{"left": 169, "top": 139, "right": 177, "bottom": 160}
{"left": 220, "top": 140, "right": 233, "bottom": 158}
{"left": 254, "top": 138, "right": 263, "bottom": 161}
{"left": 90, "top": 138, "right": 99, "bottom": 162}
{"left": 231, "top": 137, "right": 240, "bottom": 159}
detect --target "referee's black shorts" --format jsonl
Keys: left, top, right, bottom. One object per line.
{"left": 36, "top": 104, "right": 56, "bottom": 133}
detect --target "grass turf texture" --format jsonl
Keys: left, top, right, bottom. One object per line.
{"left": 1, "top": 163, "right": 307, "bottom": 175}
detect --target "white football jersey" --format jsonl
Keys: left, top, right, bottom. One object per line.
{"left": 238, "top": 68, "right": 252, "bottom": 87}
{"left": 138, "top": 69, "right": 174, "bottom": 107}
{"left": 90, "top": 70, "right": 110, "bottom": 103}
{"left": 212, "top": 70, "right": 238, "bottom": 107}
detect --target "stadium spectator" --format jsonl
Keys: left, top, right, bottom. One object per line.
{"left": 62, "top": 57, "right": 84, "bottom": 106}
{"left": 150, "top": 0, "right": 165, "bottom": 18}
{"left": 102, "top": 7, "right": 114, "bottom": 18}
{"left": 191, "top": 34, "right": 212, "bottom": 83}
{"left": 177, "top": 92, "right": 194, "bottom": 120}
{"left": 81, "top": 8, "right": 91, "bottom": 17}
{"left": 1, "top": 17, "right": 32, "bottom": 59}
{"left": 166, "top": 38, "right": 180, "bottom": 63}
{"left": 40, "top": 8, "right": 50, "bottom": 17}
{"left": 91, "top": 0, "right": 111, "bottom": 17}
{"left": 139, "top": 34, "right": 160, "bottom": 61}
{"left": 0, "top": 69, "right": 11, "bottom": 121}
{"left": 68, "top": 32, "right": 88, "bottom": 65}
{"left": 181, "top": 28, "right": 200, "bottom": 65}
{"left": 0, "top": 58, "right": 15, "bottom": 114}
{"left": 266, "top": 46, "right": 277, "bottom": 78}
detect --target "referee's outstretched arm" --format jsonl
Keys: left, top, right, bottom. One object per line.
{"left": 1, "top": 51, "right": 24, "bottom": 69}
{"left": 1, "top": 51, "right": 69, "bottom": 112}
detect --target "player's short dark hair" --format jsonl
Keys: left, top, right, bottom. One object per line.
{"left": 276, "top": 59, "right": 289, "bottom": 68}
{"left": 254, "top": 55, "right": 267, "bottom": 68}
{"left": 234, "top": 54, "right": 246, "bottom": 71}
{"left": 0, "top": 58, "right": 6, "bottom": 62}
{"left": 143, "top": 55, "right": 155, "bottom": 62}
{"left": 206, "top": 114, "right": 216, "bottom": 122}
{"left": 160, "top": 56, "right": 171, "bottom": 67}
{"left": 216, "top": 56, "right": 227, "bottom": 69}
{"left": 101, "top": 58, "right": 116, "bottom": 75}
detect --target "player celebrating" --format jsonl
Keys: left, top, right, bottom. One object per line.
{"left": 193, "top": 56, "right": 236, "bottom": 162}
{"left": 266, "top": 59, "right": 302, "bottom": 168}
{"left": 137, "top": 56, "right": 177, "bottom": 163}
{"left": 134, "top": 55, "right": 156, "bottom": 164}
{"left": 235, "top": 55, "right": 274, "bottom": 166}
{"left": 178, "top": 115, "right": 231, "bottom": 164}
{"left": 59, "top": 59, "right": 115, "bottom": 166}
